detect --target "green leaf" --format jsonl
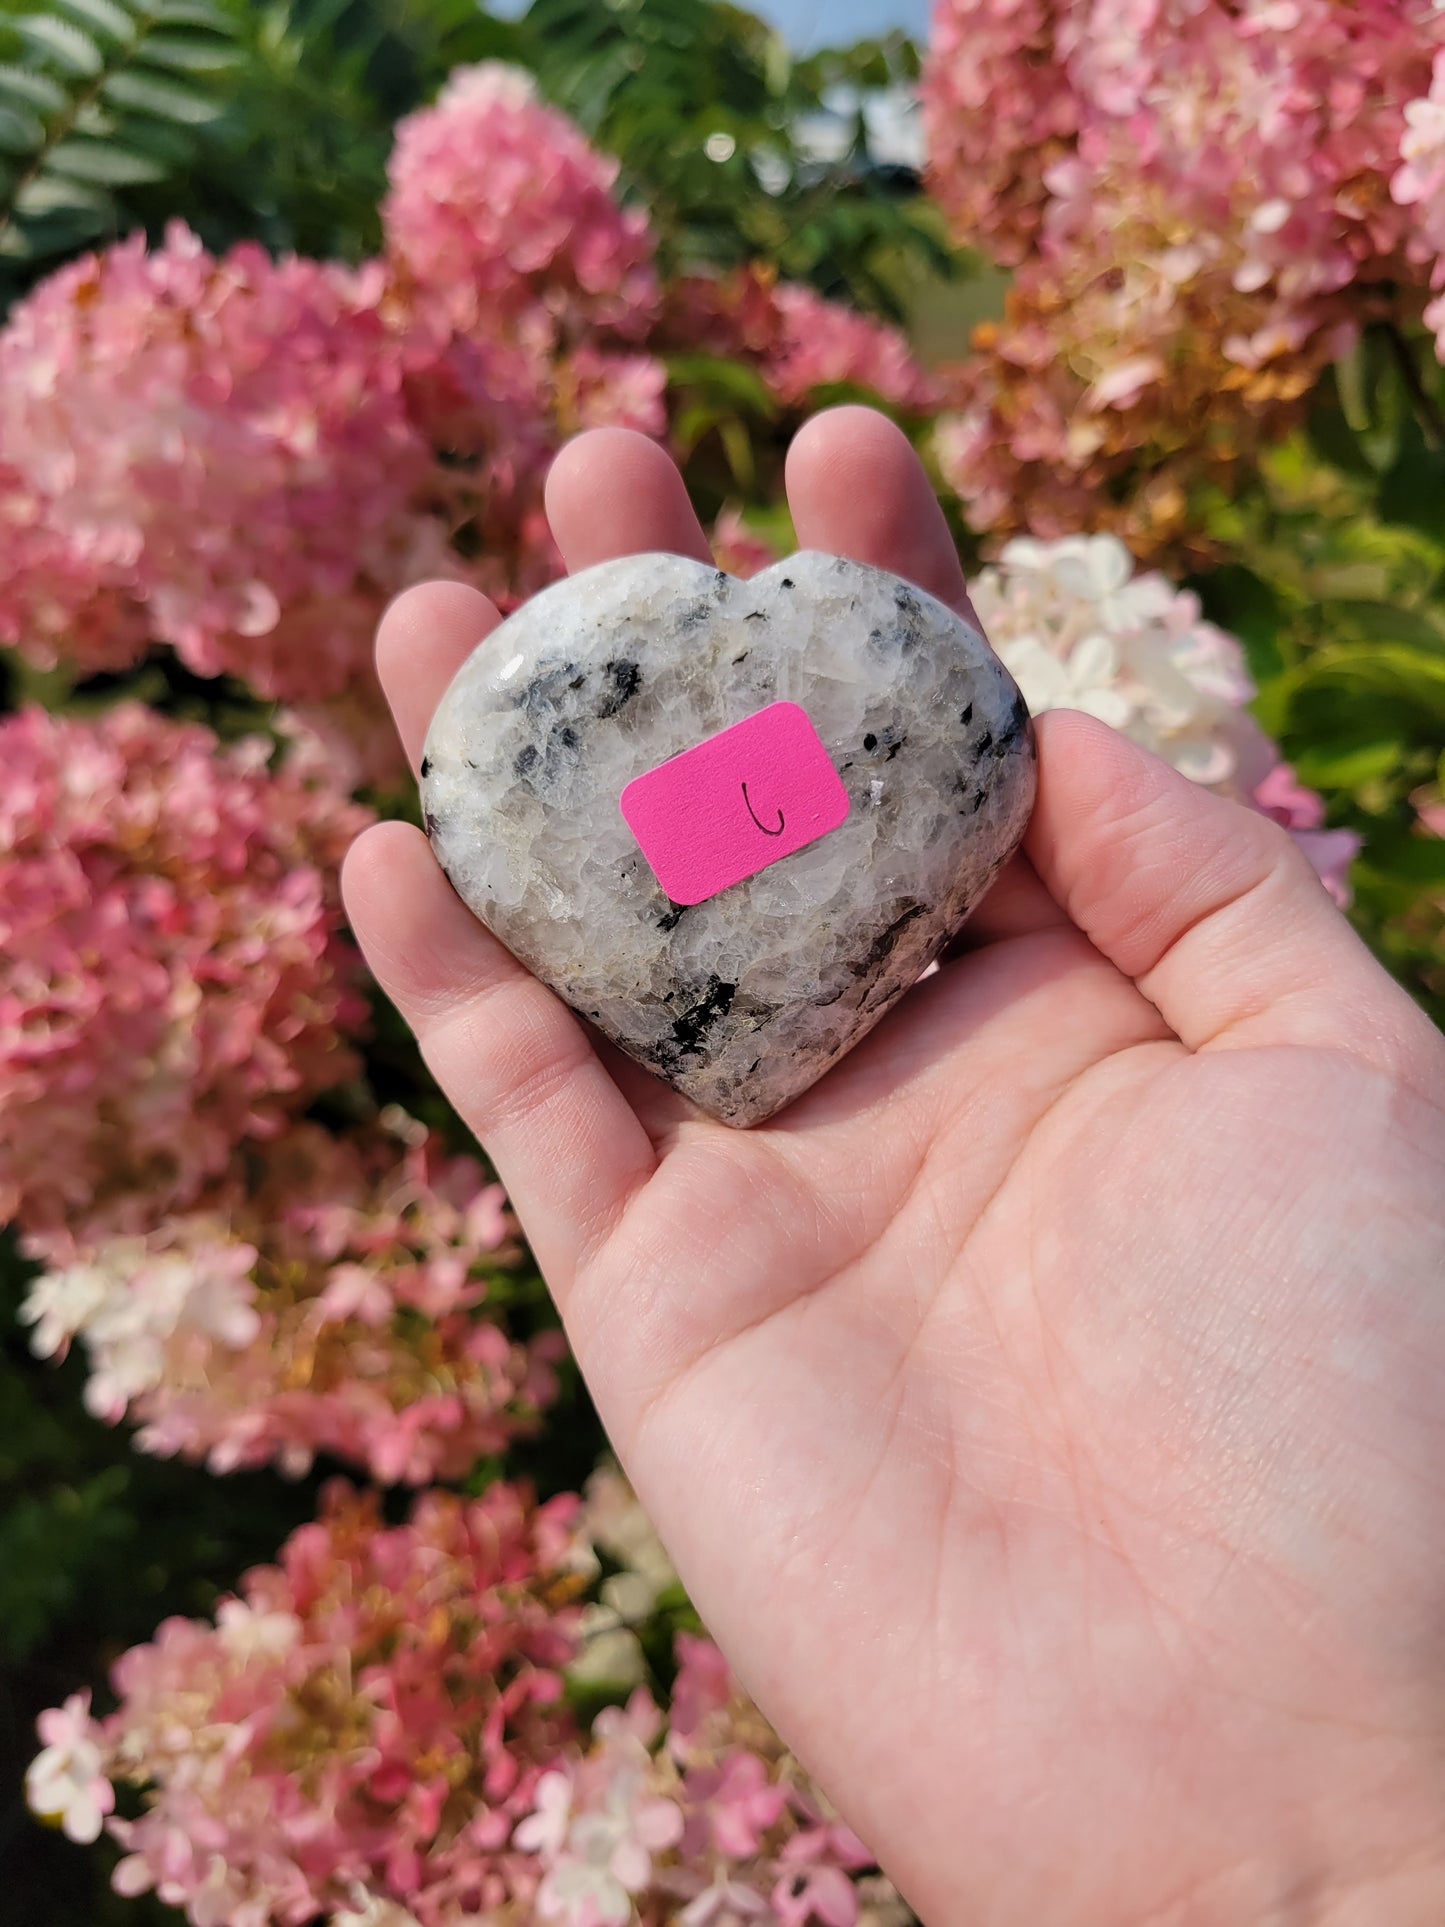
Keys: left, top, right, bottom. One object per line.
{"left": 0, "top": 101, "right": 45, "bottom": 151}
{"left": 150, "top": 0, "right": 234, "bottom": 26}
{"left": 1194, "top": 561, "right": 1287, "bottom": 681}
{"left": 12, "top": 171, "right": 109, "bottom": 214}
{"left": 0, "top": 62, "right": 69, "bottom": 113}
{"left": 1299, "top": 644, "right": 1445, "bottom": 723}
{"left": 102, "top": 66, "right": 221, "bottom": 120}
{"left": 1378, "top": 436, "right": 1445, "bottom": 539}
{"left": 53, "top": 0, "right": 139, "bottom": 43}
{"left": 14, "top": 13, "right": 105, "bottom": 74}
{"left": 1335, "top": 599, "right": 1445, "bottom": 655}
{"left": 134, "top": 29, "right": 239, "bottom": 72}
{"left": 47, "top": 135, "right": 165, "bottom": 182}
{"left": 1289, "top": 740, "right": 1405, "bottom": 791}
{"left": 1305, "top": 396, "right": 1376, "bottom": 480}
{"left": 0, "top": 1465, "right": 135, "bottom": 1662}
{"left": 666, "top": 351, "right": 777, "bottom": 417}
{"left": 1378, "top": 835, "right": 1445, "bottom": 885}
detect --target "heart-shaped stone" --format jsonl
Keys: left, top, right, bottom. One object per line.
{"left": 421, "top": 552, "right": 1036, "bottom": 1126}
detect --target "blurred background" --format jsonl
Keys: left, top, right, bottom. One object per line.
{"left": 0, "top": 1, "right": 1442, "bottom": 1922}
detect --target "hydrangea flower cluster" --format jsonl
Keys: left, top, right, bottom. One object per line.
{"left": 21, "top": 1120, "right": 563, "bottom": 1484}
{"left": 27, "top": 1482, "right": 582, "bottom": 1927}
{"left": 521, "top": 1638, "right": 900, "bottom": 1927}
{"left": 661, "top": 267, "right": 940, "bottom": 415}
{"left": 923, "top": 0, "right": 1445, "bottom": 553}
{"left": 0, "top": 704, "right": 368, "bottom": 1236}
{"left": 0, "top": 227, "right": 458, "bottom": 701}
{"left": 1393, "top": 46, "right": 1445, "bottom": 354}
{"left": 0, "top": 71, "right": 673, "bottom": 732}
{"left": 0, "top": 64, "right": 941, "bottom": 757}
{"left": 383, "top": 64, "right": 659, "bottom": 351}
{"left": 28, "top": 1471, "right": 908, "bottom": 1927}
{"left": 972, "top": 533, "right": 1358, "bottom": 901}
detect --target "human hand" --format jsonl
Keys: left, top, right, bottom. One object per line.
{"left": 343, "top": 408, "right": 1445, "bottom": 1926}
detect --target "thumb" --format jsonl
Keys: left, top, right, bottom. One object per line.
{"left": 1025, "top": 712, "right": 1439, "bottom": 1084}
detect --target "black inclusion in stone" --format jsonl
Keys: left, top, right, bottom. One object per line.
{"left": 960, "top": 703, "right": 973, "bottom": 727}
{"left": 780, "top": 577, "right": 795, "bottom": 590}
{"left": 863, "top": 732, "right": 878, "bottom": 752}
{"left": 663, "top": 976, "right": 737, "bottom": 1065}
{"left": 597, "top": 658, "right": 641, "bottom": 718}
{"left": 657, "top": 903, "right": 688, "bottom": 933}
{"left": 514, "top": 743, "right": 540, "bottom": 777}
{"left": 975, "top": 729, "right": 994, "bottom": 755}
{"left": 1001, "top": 687, "right": 1030, "bottom": 744}
{"left": 420, "top": 755, "right": 432, "bottom": 779}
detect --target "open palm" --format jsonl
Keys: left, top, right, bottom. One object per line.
{"left": 345, "top": 410, "right": 1445, "bottom": 1926}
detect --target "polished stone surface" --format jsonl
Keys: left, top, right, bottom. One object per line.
{"left": 421, "top": 551, "right": 1036, "bottom": 1125}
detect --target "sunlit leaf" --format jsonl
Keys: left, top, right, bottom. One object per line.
{"left": 12, "top": 171, "right": 109, "bottom": 214}
{"left": 0, "top": 63, "right": 68, "bottom": 114}
{"left": 14, "top": 13, "right": 104, "bottom": 74}
{"left": 53, "top": 0, "right": 140, "bottom": 43}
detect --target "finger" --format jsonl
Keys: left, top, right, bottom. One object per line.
{"left": 377, "top": 582, "right": 503, "bottom": 774}
{"left": 546, "top": 428, "right": 713, "bottom": 574}
{"left": 1026, "top": 711, "right": 1441, "bottom": 1076}
{"left": 785, "top": 405, "right": 983, "bottom": 629}
{"left": 342, "top": 822, "right": 656, "bottom": 1294}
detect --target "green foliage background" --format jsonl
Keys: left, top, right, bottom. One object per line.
{"left": 0, "top": 2, "right": 1441, "bottom": 1922}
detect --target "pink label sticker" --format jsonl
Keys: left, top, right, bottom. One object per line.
{"left": 620, "top": 701, "right": 850, "bottom": 907}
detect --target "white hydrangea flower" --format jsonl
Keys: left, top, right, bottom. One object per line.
{"left": 25, "top": 1692, "right": 113, "bottom": 1845}
{"left": 21, "top": 1229, "right": 261, "bottom": 1424}
{"left": 975, "top": 532, "right": 1257, "bottom": 788}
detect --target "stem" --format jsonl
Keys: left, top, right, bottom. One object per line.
{"left": 1381, "top": 319, "right": 1445, "bottom": 451}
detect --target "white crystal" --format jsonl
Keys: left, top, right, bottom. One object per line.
{"left": 422, "top": 551, "right": 1036, "bottom": 1126}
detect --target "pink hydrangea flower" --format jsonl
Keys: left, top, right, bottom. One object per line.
{"left": 22, "top": 1120, "right": 564, "bottom": 1483}
{"left": 558, "top": 345, "right": 669, "bottom": 439}
{"left": 384, "top": 64, "right": 658, "bottom": 349}
{"left": 765, "top": 284, "right": 941, "bottom": 412}
{"left": 37, "top": 1482, "right": 582, "bottom": 1927}
{"left": 660, "top": 267, "right": 938, "bottom": 413}
{"left": 525, "top": 1582, "right": 892, "bottom": 1923}
{"left": 1250, "top": 761, "right": 1360, "bottom": 907}
{"left": 923, "top": 0, "right": 1445, "bottom": 552}
{"left": 0, "top": 226, "right": 455, "bottom": 701}
{"left": 1393, "top": 47, "right": 1445, "bottom": 352}
{"left": 0, "top": 704, "right": 369, "bottom": 1234}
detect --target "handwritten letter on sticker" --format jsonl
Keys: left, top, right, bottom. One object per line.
{"left": 619, "top": 701, "right": 850, "bottom": 907}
